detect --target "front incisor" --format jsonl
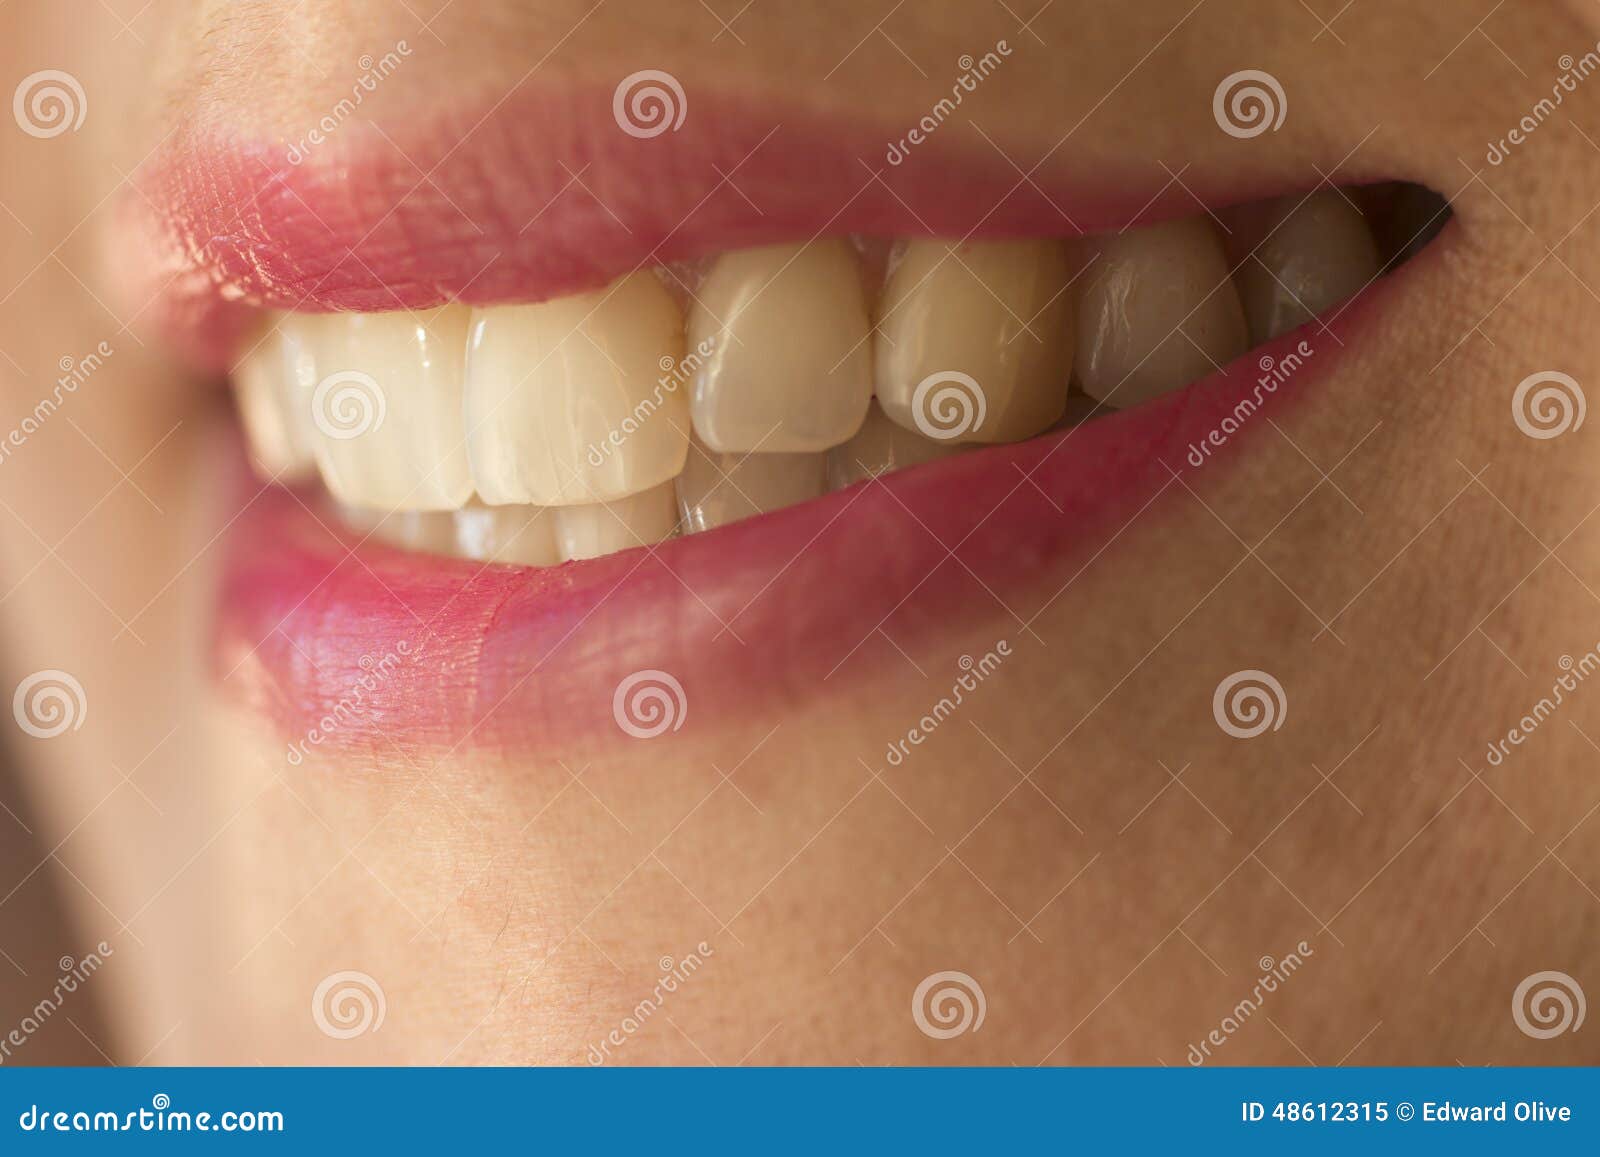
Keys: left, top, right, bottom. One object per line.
{"left": 465, "top": 273, "right": 690, "bottom": 506}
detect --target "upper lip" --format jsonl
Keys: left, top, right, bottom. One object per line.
{"left": 124, "top": 80, "right": 1352, "bottom": 372}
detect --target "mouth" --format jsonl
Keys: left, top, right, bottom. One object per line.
{"left": 236, "top": 183, "right": 1443, "bottom": 559}
{"left": 140, "top": 95, "right": 1450, "bottom": 756}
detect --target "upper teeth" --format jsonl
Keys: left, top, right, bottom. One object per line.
{"left": 687, "top": 239, "right": 875, "bottom": 453}
{"left": 232, "top": 198, "right": 1388, "bottom": 565}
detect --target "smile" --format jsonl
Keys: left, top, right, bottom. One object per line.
{"left": 227, "top": 186, "right": 1444, "bottom": 568}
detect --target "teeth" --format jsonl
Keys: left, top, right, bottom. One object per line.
{"left": 453, "top": 503, "right": 562, "bottom": 567}
{"left": 874, "top": 239, "right": 1074, "bottom": 443}
{"left": 550, "top": 481, "right": 679, "bottom": 562}
{"left": 356, "top": 508, "right": 459, "bottom": 554}
{"left": 233, "top": 327, "right": 316, "bottom": 482}
{"left": 676, "top": 439, "right": 828, "bottom": 533}
{"left": 687, "top": 241, "right": 873, "bottom": 452}
{"left": 260, "top": 189, "right": 1434, "bottom": 569}
{"left": 465, "top": 273, "right": 689, "bottom": 506}
{"left": 826, "top": 401, "right": 961, "bottom": 488}
{"left": 1226, "top": 191, "right": 1381, "bottom": 343}
{"left": 305, "top": 308, "right": 475, "bottom": 511}
{"left": 1073, "top": 217, "right": 1249, "bottom": 409}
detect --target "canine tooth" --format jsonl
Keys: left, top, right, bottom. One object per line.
{"left": 551, "top": 482, "right": 679, "bottom": 562}
{"left": 875, "top": 239, "right": 1074, "bottom": 444}
{"left": 676, "top": 440, "right": 827, "bottom": 532}
{"left": 826, "top": 402, "right": 961, "bottom": 488}
{"left": 687, "top": 241, "right": 873, "bottom": 452}
{"left": 306, "top": 307, "right": 474, "bottom": 511}
{"left": 453, "top": 503, "right": 561, "bottom": 567}
{"left": 1227, "top": 191, "right": 1380, "bottom": 342}
{"left": 234, "top": 328, "right": 316, "bottom": 481}
{"left": 466, "top": 273, "right": 689, "bottom": 506}
{"left": 1074, "top": 217, "right": 1249, "bottom": 408}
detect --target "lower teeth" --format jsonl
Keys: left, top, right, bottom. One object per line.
{"left": 235, "top": 183, "right": 1443, "bottom": 568}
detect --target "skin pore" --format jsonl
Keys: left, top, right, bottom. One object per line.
{"left": 1, "top": 0, "right": 1598, "bottom": 1064}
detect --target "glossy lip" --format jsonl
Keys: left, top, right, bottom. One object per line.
{"left": 126, "top": 83, "right": 1355, "bottom": 373}
{"left": 214, "top": 286, "right": 1397, "bottom": 760}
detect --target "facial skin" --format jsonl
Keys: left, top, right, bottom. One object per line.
{"left": 1, "top": 0, "right": 1598, "bottom": 1065}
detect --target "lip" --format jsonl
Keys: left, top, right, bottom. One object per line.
{"left": 213, "top": 297, "right": 1380, "bottom": 760}
{"left": 125, "top": 82, "right": 1353, "bottom": 374}
{"left": 162, "top": 80, "right": 1422, "bottom": 758}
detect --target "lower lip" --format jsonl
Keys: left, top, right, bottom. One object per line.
{"left": 212, "top": 304, "right": 1361, "bottom": 760}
